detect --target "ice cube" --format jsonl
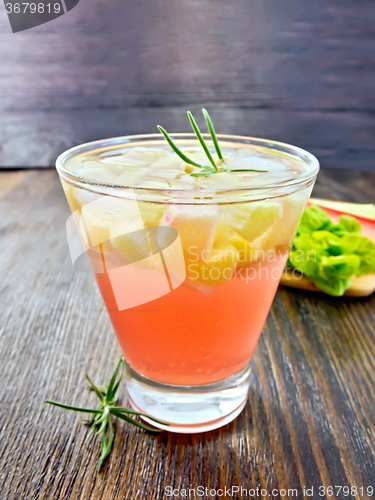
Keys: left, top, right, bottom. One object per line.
{"left": 110, "top": 218, "right": 149, "bottom": 263}
{"left": 236, "top": 148, "right": 262, "bottom": 158}
{"left": 150, "top": 156, "right": 185, "bottom": 170}
{"left": 137, "top": 178, "right": 172, "bottom": 189}
{"left": 167, "top": 175, "right": 201, "bottom": 190}
{"left": 80, "top": 196, "right": 143, "bottom": 247}
{"left": 124, "top": 147, "right": 170, "bottom": 163}
{"left": 137, "top": 173, "right": 199, "bottom": 190}
{"left": 261, "top": 188, "right": 310, "bottom": 252}
{"left": 148, "top": 169, "right": 187, "bottom": 179}
{"left": 227, "top": 154, "right": 282, "bottom": 171}
{"left": 201, "top": 172, "right": 243, "bottom": 189}
{"left": 101, "top": 156, "right": 149, "bottom": 168}
{"left": 184, "top": 149, "right": 215, "bottom": 166}
{"left": 160, "top": 205, "right": 220, "bottom": 258}
{"left": 76, "top": 166, "right": 119, "bottom": 183}
{"left": 82, "top": 160, "right": 124, "bottom": 176}
{"left": 65, "top": 157, "right": 85, "bottom": 172}
{"left": 72, "top": 188, "right": 101, "bottom": 208}
{"left": 137, "top": 201, "right": 166, "bottom": 227}
{"left": 138, "top": 170, "right": 200, "bottom": 190}
{"left": 116, "top": 168, "right": 143, "bottom": 187}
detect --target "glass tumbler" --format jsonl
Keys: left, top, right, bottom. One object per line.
{"left": 56, "top": 134, "right": 319, "bottom": 433}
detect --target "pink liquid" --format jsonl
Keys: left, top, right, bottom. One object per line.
{"left": 95, "top": 253, "right": 287, "bottom": 385}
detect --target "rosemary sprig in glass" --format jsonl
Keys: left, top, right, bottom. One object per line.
{"left": 46, "top": 357, "right": 167, "bottom": 472}
{"left": 157, "top": 109, "right": 268, "bottom": 177}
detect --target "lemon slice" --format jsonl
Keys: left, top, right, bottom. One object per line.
{"left": 222, "top": 201, "right": 283, "bottom": 242}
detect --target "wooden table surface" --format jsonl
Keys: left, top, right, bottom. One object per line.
{"left": 1, "top": 168, "right": 375, "bottom": 500}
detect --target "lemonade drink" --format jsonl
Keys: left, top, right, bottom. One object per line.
{"left": 57, "top": 133, "right": 318, "bottom": 431}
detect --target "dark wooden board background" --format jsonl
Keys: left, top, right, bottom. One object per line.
{"left": 0, "top": 0, "right": 375, "bottom": 169}
{"left": 1, "top": 0, "right": 375, "bottom": 496}
{"left": 1, "top": 169, "right": 375, "bottom": 499}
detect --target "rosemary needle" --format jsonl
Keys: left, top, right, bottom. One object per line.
{"left": 46, "top": 357, "right": 168, "bottom": 472}
{"left": 157, "top": 125, "right": 203, "bottom": 168}
{"left": 202, "top": 108, "right": 224, "bottom": 163}
{"left": 187, "top": 111, "right": 218, "bottom": 171}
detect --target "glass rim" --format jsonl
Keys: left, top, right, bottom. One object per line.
{"left": 56, "top": 133, "right": 320, "bottom": 203}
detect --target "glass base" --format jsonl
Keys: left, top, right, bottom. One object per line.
{"left": 125, "top": 361, "right": 251, "bottom": 433}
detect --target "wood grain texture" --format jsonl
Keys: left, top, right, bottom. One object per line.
{"left": 0, "top": 0, "right": 374, "bottom": 168}
{"left": 0, "top": 168, "right": 375, "bottom": 499}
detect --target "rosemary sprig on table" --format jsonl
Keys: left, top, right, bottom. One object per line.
{"left": 157, "top": 109, "right": 268, "bottom": 177}
{"left": 46, "top": 357, "right": 167, "bottom": 472}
